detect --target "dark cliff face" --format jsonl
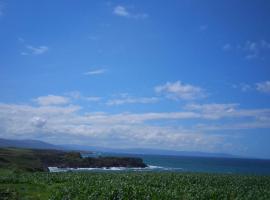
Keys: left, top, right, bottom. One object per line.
{"left": 80, "top": 157, "right": 147, "bottom": 168}
{"left": 36, "top": 150, "right": 147, "bottom": 169}
{"left": 0, "top": 148, "right": 147, "bottom": 172}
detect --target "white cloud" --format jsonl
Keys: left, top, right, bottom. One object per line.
{"left": 196, "top": 120, "right": 270, "bottom": 131}
{"left": 67, "top": 91, "right": 101, "bottom": 102}
{"left": 185, "top": 103, "right": 238, "bottom": 119}
{"left": 113, "top": 5, "right": 148, "bottom": 19}
{"left": 239, "top": 83, "right": 252, "bottom": 92}
{"left": 155, "top": 81, "right": 205, "bottom": 100}
{"left": 1, "top": 100, "right": 270, "bottom": 152}
{"left": 113, "top": 5, "right": 129, "bottom": 17}
{"left": 185, "top": 103, "right": 237, "bottom": 112}
{"left": 84, "top": 69, "right": 107, "bottom": 75}
{"left": 256, "top": 81, "right": 270, "bottom": 94}
{"left": 21, "top": 45, "right": 49, "bottom": 56}
{"left": 184, "top": 103, "right": 270, "bottom": 121}
{"left": 242, "top": 41, "right": 260, "bottom": 59}
{"left": 223, "top": 40, "right": 270, "bottom": 59}
{"left": 31, "top": 116, "right": 47, "bottom": 128}
{"left": 18, "top": 38, "right": 48, "bottom": 55}
{"left": 106, "top": 95, "right": 159, "bottom": 106}
{"left": 0, "top": 102, "right": 223, "bottom": 151}
{"left": 232, "top": 83, "right": 252, "bottom": 92}
{"left": 34, "top": 95, "right": 70, "bottom": 106}
{"left": 26, "top": 45, "right": 48, "bottom": 55}
{"left": 83, "top": 96, "right": 101, "bottom": 101}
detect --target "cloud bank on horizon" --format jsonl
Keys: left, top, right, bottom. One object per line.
{"left": 0, "top": 0, "right": 270, "bottom": 158}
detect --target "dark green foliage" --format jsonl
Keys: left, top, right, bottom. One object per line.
{"left": 0, "top": 171, "right": 270, "bottom": 200}
{"left": 0, "top": 148, "right": 146, "bottom": 172}
{"left": 0, "top": 148, "right": 44, "bottom": 172}
{"left": 85, "top": 157, "right": 147, "bottom": 168}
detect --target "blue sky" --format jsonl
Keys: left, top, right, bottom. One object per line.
{"left": 0, "top": 0, "right": 270, "bottom": 158}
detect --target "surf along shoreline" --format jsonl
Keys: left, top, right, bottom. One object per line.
{"left": 0, "top": 147, "right": 147, "bottom": 172}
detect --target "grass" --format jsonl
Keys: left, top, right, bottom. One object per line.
{"left": 0, "top": 148, "right": 44, "bottom": 172}
{"left": 0, "top": 170, "right": 270, "bottom": 200}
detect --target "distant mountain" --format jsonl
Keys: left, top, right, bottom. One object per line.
{"left": 0, "top": 138, "right": 60, "bottom": 150}
{"left": 59, "top": 144, "right": 117, "bottom": 152}
{"left": 104, "top": 148, "right": 236, "bottom": 158}
{"left": 0, "top": 138, "right": 237, "bottom": 158}
{"left": 60, "top": 144, "right": 237, "bottom": 158}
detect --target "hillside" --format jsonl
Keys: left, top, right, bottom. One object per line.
{"left": 0, "top": 138, "right": 238, "bottom": 158}
{"left": 0, "top": 138, "right": 59, "bottom": 150}
{"left": 0, "top": 147, "right": 147, "bottom": 172}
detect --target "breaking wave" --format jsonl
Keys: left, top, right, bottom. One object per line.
{"left": 48, "top": 165, "right": 183, "bottom": 172}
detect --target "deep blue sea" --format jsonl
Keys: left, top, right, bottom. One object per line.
{"left": 139, "top": 154, "right": 270, "bottom": 175}
{"left": 49, "top": 152, "right": 270, "bottom": 175}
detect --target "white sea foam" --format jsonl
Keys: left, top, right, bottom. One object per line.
{"left": 48, "top": 165, "right": 183, "bottom": 172}
{"left": 147, "top": 165, "right": 164, "bottom": 169}
{"left": 48, "top": 166, "right": 143, "bottom": 172}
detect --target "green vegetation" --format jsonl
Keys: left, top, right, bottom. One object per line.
{"left": 0, "top": 148, "right": 44, "bottom": 172}
{"left": 0, "top": 170, "right": 270, "bottom": 200}
{"left": 0, "top": 148, "right": 146, "bottom": 172}
{"left": 1, "top": 147, "right": 270, "bottom": 199}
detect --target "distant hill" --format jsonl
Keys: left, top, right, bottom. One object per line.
{"left": 105, "top": 148, "right": 236, "bottom": 158}
{"left": 60, "top": 144, "right": 237, "bottom": 158}
{"left": 0, "top": 138, "right": 237, "bottom": 158}
{"left": 0, "top": 138, "right": 60, "bottom": 150}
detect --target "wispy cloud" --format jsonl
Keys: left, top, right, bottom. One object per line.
{"left": 199, "top": 25, "right": 208, "bottom": 31}
{"left": 84, "top": 69, "right": 107, "bottom": 75}
{"left": 33, "top": 95, "right": 70, "bottom": 106}
{"left": 106, "top": 94, "right": 159, "bottom": 106}
{"left": 66, "top": 91, "right": 101, "bottom": 102}
{"left": 223, "top": 43, "right": 232, "bottom": 51}
{"left": 0, "top": 1, "right": 4, "bottom": 16}
{"left": 223, "top": 40, "right": 270, "bottom": 60}
{"left": 113, "top": 5, "right": 148, "bottom": 19}
{"left": 155, "top": 81, "right": 206, "bottom": 100}
{"left": 232, "top": 83, "right": 252, "bottom": 92}
{"left": 113, "top": 5, "right": 129, "bottom": 17}
{"left": 88, "top": 35, "right": 99, "bottom": 41}
{"left": 18, "top": 38, "right": 49, "bottom": 56}
{"left": 21, "top": 45, "right": 49, "bottom": 56}
{"left": 256, "top": 81, "right": 270, "bottom": 94}
{"left": 233, "top": 81, "right": 270, "bottom": 94}
{"left": 185, "top": 103, "right": 238, "bottom": 120}
{"left": 26, "top": 45, "right": 49, "bottom": 55}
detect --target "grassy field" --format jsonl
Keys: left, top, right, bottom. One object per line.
{"left": 1, "top": 170, "right": 270, "bottom": 200}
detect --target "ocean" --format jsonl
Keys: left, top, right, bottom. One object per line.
{"left": 49, "top": 152, "right": 270, "bottom": 175}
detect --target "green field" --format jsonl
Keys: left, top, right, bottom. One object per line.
{"left": 1, "top": 147, "right": 270, "bottom": 199}
{"left": 1, "top": 170, "right": 270, "bottom": 200}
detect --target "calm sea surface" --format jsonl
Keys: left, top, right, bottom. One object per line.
{"left": 49, "top": 152, "right": 270, "bottom": 175}
{"left": 82, "top": 152, "right": 270, "bottom": 175}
